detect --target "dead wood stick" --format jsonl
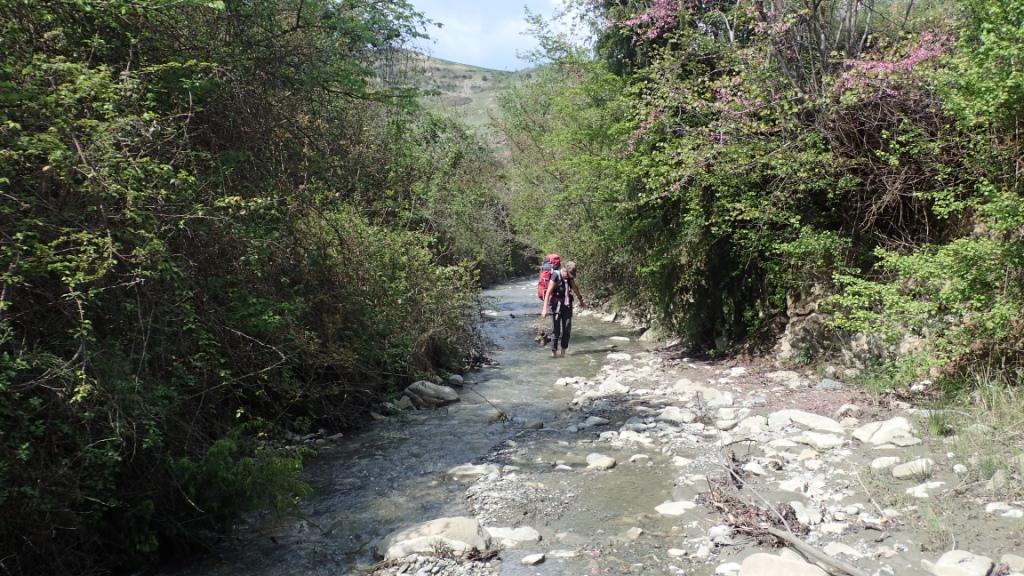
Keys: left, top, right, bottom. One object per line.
{"left": 764, "top": 527, "right": 871, "bottom": 576}
{"left": 848, "top": 465, "right": 887, "bottom": 520}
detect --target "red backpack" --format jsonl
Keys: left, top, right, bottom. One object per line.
{"left": 537, "top": 254, "right": 560, "bottom": 300}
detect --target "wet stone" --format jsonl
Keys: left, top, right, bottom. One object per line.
{"left": 586, "top": 453, "right": 617, "bottom": 470}
{"left": 892, "top": 458, "right": 934, "bottom": 480}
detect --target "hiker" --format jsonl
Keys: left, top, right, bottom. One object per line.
{"left": 541, "top": 260, "right": 584, "bottom": 358}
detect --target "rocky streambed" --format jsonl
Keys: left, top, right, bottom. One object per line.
{"left": 173, "top": 280, "right": 1023, "bottom": 576}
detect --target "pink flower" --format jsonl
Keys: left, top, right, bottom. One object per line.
{"left": 619, "top": 0, "right": 679, "bottom": 41}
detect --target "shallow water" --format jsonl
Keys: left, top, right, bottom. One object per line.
{"left": 170, "top": 279, "right": 644, "bottom": 576}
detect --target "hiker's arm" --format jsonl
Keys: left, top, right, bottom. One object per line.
{"left": 571, "top": 280, "right": 584, "bottom": 307}
{"left": 541, "top": 279, "right": 555, "bottom": 316}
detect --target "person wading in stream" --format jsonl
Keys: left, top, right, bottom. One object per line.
{"left": 542, "top": 260, "right": 584, "bottom": 358}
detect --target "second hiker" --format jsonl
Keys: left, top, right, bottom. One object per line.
{"left": 541, "top": 259, "right": 584, "bottom": 358}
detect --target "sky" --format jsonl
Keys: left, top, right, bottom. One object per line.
{"left": 410, "top": 0, "right": 565, "bottom": 71}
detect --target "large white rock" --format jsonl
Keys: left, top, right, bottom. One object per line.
{"left": 870, "top": 456, "right": 902, "bottom": 470}
{"left": 735, "top": 415, "right": 769, "bottom": 436}
{"left": 403, "top": 381, "right": 459, "bottom": 409}
{"left": 485, "top": 526, "right": 541, "bottom": 547}
{"left": 447, "top": 463, "right": 501, "bottom": 481}
{"left": 655, "top": 500, "right": 697, "bottom": 516}
{"left": 1002, "top": 554, "right": 1024, "bottom": 572}
{"left": 906, "top": 481, "right": 945, "bottom": 498}
{"left": 793, "top": 431, "right": 845, "bottom": 450}
{"left": 586, "top": 453, "right": 617, "bottom": 470}
{"left": 790, "top": 501, "right": 822, "bottom": 525}
{"left": 658, "top": 406, "right": 697, "bottom": 424}
{"left": 922, "top": 550, "right": 994, "bottom": 576}
{"left": 853, "top": 417, "right": 917, "bottom": 445}
{"left": 739, "top": 552, "right": 828, "bottom": 576}
{"left": 769, "top": 409, "right": 843, "bottom": 434}
{"left": 892, "top": 458, "right": 934, "bottom": 480}
{"left": 380, "top": 516, "right": 491, "bottom": 560}
{"left": 579, "top": 416, "right": 610, "bottom": 429}
{"left": 672, "top": 379, "right": 726, "bottom": 402}
{"left": 521, "top": 553, "right": 545, "bottom": 565}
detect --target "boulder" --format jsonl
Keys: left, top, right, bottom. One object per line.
{"left": 521, "top": 553, "right": 545, "bottom": 566}
{"left": 922, "top": 550, "right": 994, "bottom": 576}
{"left": 870, "top": 456, "right": 901, "bottom": 470}
{"left": 1002, "top": 555, "right": 1024, "bottom": 572}
{"left": 906, "top": 481, "right": 945, "bottom": 498}
{"left": 486, "top": 526, "right": 541, "bottom": 547}
{"left": 853, "top": 417, "right": 917, "bottom": 446}
{"left": 655, "top": 500, "right": 697, "bottom": 516}
{"left": 735, "top": 416, "right": 769, "bottom": 437}
{"left": 586, "top": 453, "right": 617, "bottom": 470}
{"left": 793, "top": 431, "right": 844, "bottom": 450}
{"left": 739, "top": 552, "right": 828, "bottom": 576}
{"left": 657, "top": 406, "right": 696, "bottom": 424}
{"left": 769, "top": 409, "right": 844, "bottom": 434}
{"left": 403, "top": 381, "right": 459, "bottom": 409}
{"left": 379, "top": 516, "right": 491, "bottom": 560}
{"left": 892, "top": 458, "right": 934, "bottom": 480}
{"left": 447, "top": 463, "right": 500, "bottom": 481}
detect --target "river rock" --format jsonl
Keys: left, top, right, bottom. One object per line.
{"left": 823, "top": 542, "right": 862, "bottom": 559}
{"left": 521, "top": 553, "right": 545, "bottom": 565}
{"left": 715, "top": 562, "right": 742, "bottom": 575}
{"left": 403, "top": 381, "right": 459, "bottom": 409}
{"left": 790, "top": 501, "right": 822, "bottom": 525}
{"left": 586, "top": 453, "right": 617, "bottom": 470}
{"left": 892, "top": 458, "right": 934, "bottom": 480}
{"left": 770, "top": 409, "right": 844, "bottom": 434}
{"left": 906, "top": 481, "right": 945, "bottom": 498}
{"left": 658, "top": 406, "right": 697, "bottom": 424}
{"left": 833, "top": 403, "right": 862, "bottom": 419}
{"left": 397, "top": 395, "right": 415, "bottom": 410}
{"left": 922, "top": 550, "right": 994, "bottom": 576}
{"left": 739, "top": 552, "right": 828, "bottom": 576}
{"left": 580, "top": 415, "right": 610, "bottom": 429}
{"left": 448, "top": 463, "right": 500, "bottom": 480}
{"left": 606, "top": 352, "right": 632, "bottom": 362}
{"left": 655, "top": 500, "right": 697, "bottom": 516}
{"left": 486, "top": 526, "right": 541, "bottom": 547}
{"left": 794, "top": 431, "right": 844, "bottom": 450}
{"left": 735, "top": 416, "right": 769, "bottom": 436}
{"left": 853, "top": 417, "right": 918, "bottom": 446}
{"left": 871, "top": 456, "right": 901, "bottom": 470}
{"left": 1002, "top": 554, "right": 1024, "bottom": 571}
{"left": 581, "top": 380, "right": 630, "bottom": 399}
{"left": 379, "top": 516, "right": 491, "bottom": 560}
{"left": 446, "top": 374, "right": 465, "bottom": 387}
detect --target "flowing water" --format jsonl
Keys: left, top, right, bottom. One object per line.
{"left": 172, "top": 279, "right": 646, "bottom": 576}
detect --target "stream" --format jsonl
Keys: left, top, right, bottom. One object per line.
{"left": 172, "top": 278, "right": 646, "bottom": 575}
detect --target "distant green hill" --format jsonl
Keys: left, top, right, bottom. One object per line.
{"left": 411, "top": 55, "right": 525, "bottom": 130}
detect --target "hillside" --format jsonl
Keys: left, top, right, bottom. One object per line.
{"left": 411, "top": 54, "right": 522, "bottom": 129}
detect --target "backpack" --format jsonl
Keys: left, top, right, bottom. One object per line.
{"left": 536, "top": 259, "right": 553, "bottom": 300}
